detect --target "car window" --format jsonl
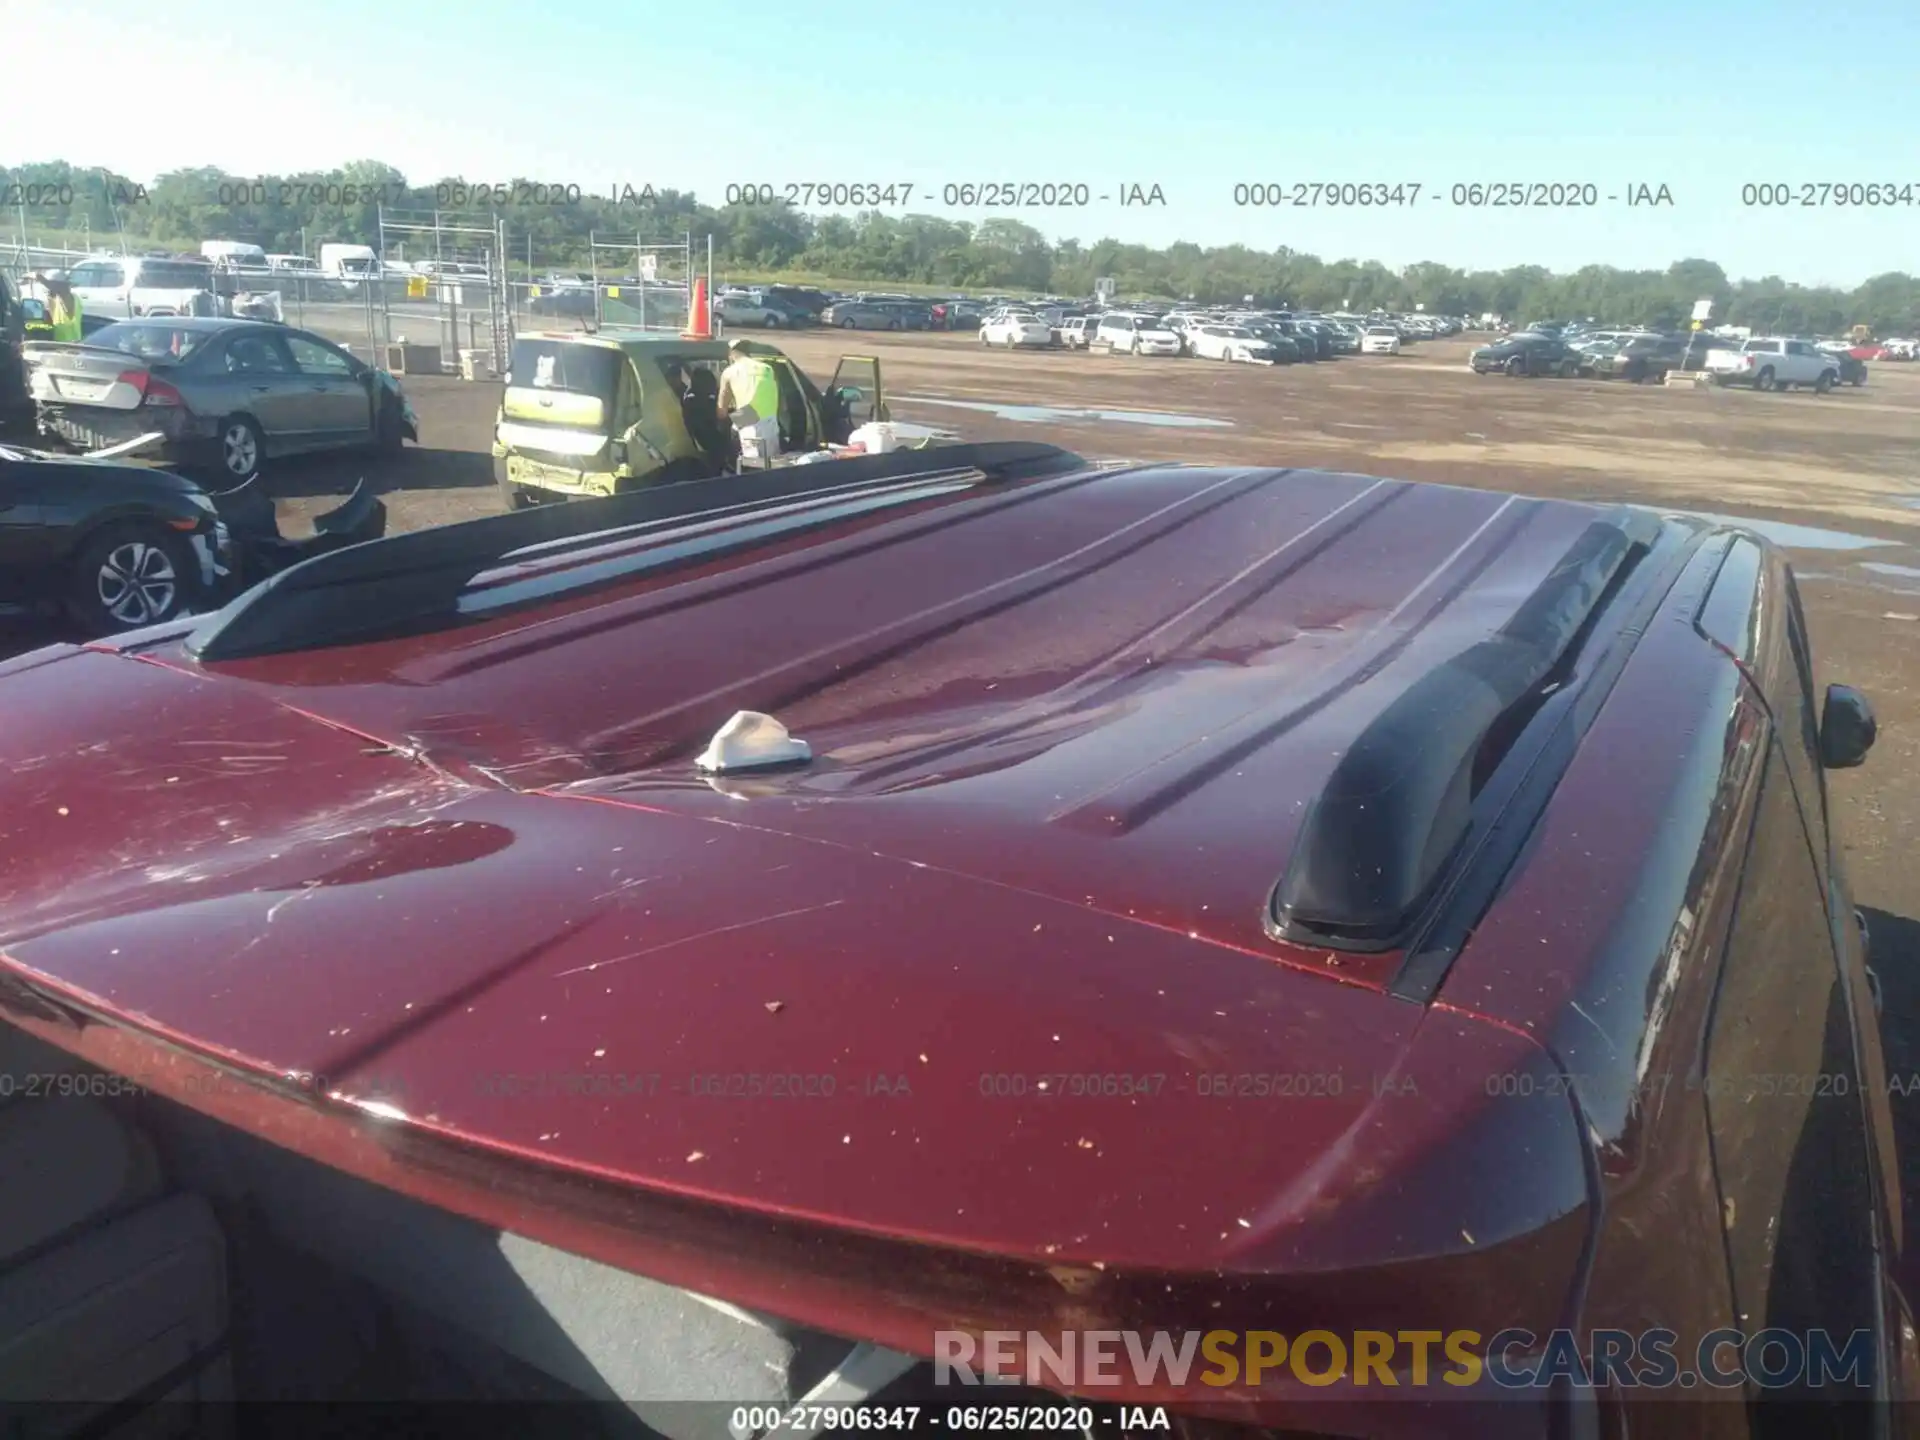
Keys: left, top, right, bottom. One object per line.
{"left": 1703, "top": 740, "right": 1877, "bottom": 1395}
{"left": 83, "top": 321, "right": 211, "bottom": 361}
{"left": 223, "top": 334, "right": 293, "bottom": 374}
{"left": 140, "top": 261, "right": 215, "bottom": 289}
{"left": 508, "top": 338, "right": 621, "bottom": 400}
{"left": 284, "top": 333, "right": 355, "bottom": 376}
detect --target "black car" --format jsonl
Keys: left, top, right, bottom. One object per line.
{"left": 762, "top": 284, "right": 832, "bottom": 319}
{"left": 1589, "top": 334, "right": 1687, "bottom": 383}
{"left": 1823, "top": 350, "right": 1870, "bottom": 386}
{"left": 0, "top": 442, "right": 233, "bottom": 632}
{"left": 1470, "top": 332, "right": 1580, "bottom": 377}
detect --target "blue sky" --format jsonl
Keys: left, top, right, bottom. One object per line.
{"left": 11, "top": 0, "right": 1916, "bottom": 286}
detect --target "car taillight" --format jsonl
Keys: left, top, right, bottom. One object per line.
{"left": 119, "top": 370, "right": 184, "bottom": 407}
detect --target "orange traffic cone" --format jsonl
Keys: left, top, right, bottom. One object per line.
{"left": 683, "top": 277, "right": 712, "bottom": 339}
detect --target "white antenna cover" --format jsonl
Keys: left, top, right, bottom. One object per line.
{"left": 695, "top": 711, "right": 812, "bottom": 773}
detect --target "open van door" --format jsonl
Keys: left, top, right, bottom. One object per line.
{"left": 823, "top": 355, "right": 886, "bottom": 442}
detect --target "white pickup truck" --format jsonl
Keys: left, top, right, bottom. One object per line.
{"left": 1705, "top": 335, "right": 1842, "bottom": 392}
{"left": 59, "top": 255, "right": 218, "bottom": 320}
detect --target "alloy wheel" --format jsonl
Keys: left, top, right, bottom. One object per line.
{"left": 223, "top": 423, "right": 259, "bottom": 476}
{"left": 97, "top": 541, "right": 179, "bottom": 626}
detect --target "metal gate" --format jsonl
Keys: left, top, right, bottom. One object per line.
{"left": 375, "top": 206, "right": 511, "bottom": 374}
{"left": 586, "top": 231, "right": 705, "bottom": 332}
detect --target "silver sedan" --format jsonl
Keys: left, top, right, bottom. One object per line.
{"left": 24, "top": 318, "right": 419, "bottom": 482}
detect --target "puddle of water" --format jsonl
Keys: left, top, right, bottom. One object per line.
{"left": 1860, "top": 561, "right": 1920, "bottom": 581}
{"left": 894, "top": 395, "right": 1233, "bottom": 429}
{"left": 1674, "top": 510, "right": 1899, "bottom": 553}
{"left": 1897, "top": 496, "right": 1920, "bottom": 511}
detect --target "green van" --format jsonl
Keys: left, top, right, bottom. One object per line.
{"left": 490, "top": 331, "right": 887, "bottom": 506}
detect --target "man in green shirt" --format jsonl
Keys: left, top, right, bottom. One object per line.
{"left": 715, "top": 339, "right": 783, "bottom": 469}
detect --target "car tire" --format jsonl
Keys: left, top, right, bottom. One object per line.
{"left": 1559, "top": 358, "right": 1577, "bottom": 378}
{"left": 1753, "top": 366, "right": 1776, "bottom": 392}
{"left": 1851, "top": 373, "right": 1865, "bottom": 386}
{"left": 215, "top": 415, "right": 265, "bottom": 481}
{"left": 765, "top": 315, "right": 781, "bottom": 328}
{"left": 1814, "top": 371, "right": 1835, "bottom": 394}
{"left": 494, "top": 455, "right": 533, "bottom": 511}
{"left": 1506, "top": 356, "right": 1527, "bottom": 377}
{"left": 67, "top": 520, "right": 196, "bottom": 635}
{"left": 841, "top": 318, "right": 857, "bottom": 329}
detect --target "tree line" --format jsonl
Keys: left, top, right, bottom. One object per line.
{"left": 7, "top": 159, "right": 1919, "bottom": 335}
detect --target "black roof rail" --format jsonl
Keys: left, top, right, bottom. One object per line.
{"left": 1268, "top": 504, "right": 1666, "bottom": 953}
{"left": 185, "top": 442, "right": 1084, "bottom": 663}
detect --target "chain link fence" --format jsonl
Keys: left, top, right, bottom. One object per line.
{"left": 3, "top": 221, "right": 714, "bottom": 378}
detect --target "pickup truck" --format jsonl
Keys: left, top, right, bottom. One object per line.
{"left": 57, "top": 256, "right": 219, "bottom": 321}
{"left": 1705, "top": 336, "right": 1842, "bottom": 392}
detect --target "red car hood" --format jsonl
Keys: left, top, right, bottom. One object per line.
{"left": 0, "top": 643, "right": 1588, "bottom": 1343}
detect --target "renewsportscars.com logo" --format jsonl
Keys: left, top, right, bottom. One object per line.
{"left": 934, "top": 1327, "right": 1877, "bottom": 1392}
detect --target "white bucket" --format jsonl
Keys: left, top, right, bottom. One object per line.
{"left": 849, "top": 421, "right": 899, "bottom": 455}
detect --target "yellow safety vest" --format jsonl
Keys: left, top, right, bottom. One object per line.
{"left": 721, "top": 358, "right": 781, "bottom": 425}
{"left": 50, "top": 295, "right": 83, "bottom": 343}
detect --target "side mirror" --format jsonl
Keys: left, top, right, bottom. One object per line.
{"left": 1820, "top": 684, "right": 1876, "bottom": 769}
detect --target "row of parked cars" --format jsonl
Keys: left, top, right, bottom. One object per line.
{"left": 1468, "top": 320, "right": 1873, "bottom": 389}
{"left": 972, "top": 303, "right": 1463, "bottom": 363}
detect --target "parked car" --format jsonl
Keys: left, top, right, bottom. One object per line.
{"left": 1188, "top": 325, "right": 1281, "bottom": 363}
{"left": 716, "top": 292, "right": 809, "bottom": 328}
{"left": 979, "top": 311, "right": 1056, "bottom": 349}
{"left": 0, "top": 437, "right": 233, "bottom": 631}
{"left": 1055, "top": 315, "right": 1100, "bottom": 349}
{"left": 492, "top": 332, "right": 887, "bottom": 505}
{"left": 1589, "top": 333, "right": 1687, "bottom": 383}
{"left": 929, "top": 300, "right": 981, "bottom": 330}
{"left": 1817, "top": 343, "right": 1871, "bottom": 386}
{"left": 1705, "top": 336, "right": 1842, "bottom": 392}
{"left": 1094, "top": 313, "right": 1183, "bottom": 355}
{"left": 1470, "top": 332, "right": 1581, "bottom": 377}
{"left": 822, "top": 300, "right": 904, "bottom": 330}
{"left": 899, "top": 301, "right": 936, "bottom": 330}
{"left": 1360, "top": 325, "right": 1402, "bottom": 356}
{"left": 24, "top": 318, "right": 418, "bottom": 482}
{"left": 1239, "top": 323, "right": 1302, "bottom": 362}
{"left": 0, "top": 441, "right": 1895, "bottom": 1432}
{"left": 58, "top": 254, "right": 218, "bottom": 320}
{"left": 761, "top": 284, "right": 832, "bottom": 319}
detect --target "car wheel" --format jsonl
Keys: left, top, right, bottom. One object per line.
{"left": 1851, "top": 373, "right": 1866, "bottom": 386}
{"left": 1753, "top": 366, "right": 1776, "bottom": 392}
{"left": 889, "top": 318, "right": 902, "bottom": 331}
{"left": 980, "top": 330, "right": 991, "bottom": 345}
{"left": 67, "top": 521, "right": 194, "bottom": 634}
{"left": 1559, "top": 358, "right": 1577, "bottom": 378}
{"left": 216, "top": 415, "right": 265, "bottom": 480}
{"left": 1814, "top": 370, "right": 1835, "bottom": 394}
{"left": 1506, "top": 356, "right": 1527, "bottom": 376}
{"left": 765, "top": 315, "right": 781, "bottom": 328}
{"left": 841, "top": 318, "right": 856, "bottom": 329}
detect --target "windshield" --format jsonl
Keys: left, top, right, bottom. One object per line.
{"left": 83, "top": 322, "right": 213, "bottom": 362}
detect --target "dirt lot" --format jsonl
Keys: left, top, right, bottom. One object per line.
{"left": 11, "top": 329, "right": 1920, "bottom": 1008}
